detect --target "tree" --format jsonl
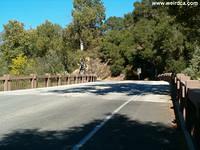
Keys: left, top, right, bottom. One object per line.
{"left": 1, "top": 20, "right": 26, "bottom": 65}
{"left": 0, "top": 20, "right": 69, "bottom": 75}
{"left": 34, "top": 50, "right": 65, "bottom": 74}
{"left": 100, "top": 0, "right": 193, "bottom": 79}
{"left": 35, "top": 20, "right": 63, "bottom": 57}
{"left": 123, "top": 13, "right": 134, "bottom": 28}
{"left": 0, "top": 32, "right": 3, "bottom": 45}
{"left": 0, "top": 0, "right": 199, "bottom": 79}
{"left": 104, "top": 16, "right": 124, "bottom": 31}
{"left": 72, "top": 0, "right": 105, "bottom": 50}
{"left": 184, "top": 47, "right": 200, "bottom": 79}
{"left": 100, "top": 29, "right": 127, "bottom": 76}
{"left": 0, "top": 52, "right": 8, "bottom": 75}
{"left": 9, "top": 54, "right": 36, "bottom": 75}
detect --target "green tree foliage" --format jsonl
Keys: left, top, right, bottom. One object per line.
{"left": 0, "top": 0, "right": 199, "bottom": 79}
{"left": 33, "top": 21, "right": 68, "bottom": 73}
{"left": 72, "top": 0, "right": 105, "bottom": 50}
{"left": 100, "top": 29, "right": 126, "bottom": 76}
{"left": 100, "top": 0, "right": 198, "bottom": 79}
{"left": 62, "top": 25, "right": 82, "bottom": 72}
{"left": 184, "top": 47, "right": 200, "bottom": 79}
{"left": 0, "top": 54, "right": 8, "bottom": 76}
{"left": 0, "top": 32, "right": 3, "bottom": 44}
{"left": 35, "top": 20, "right": 63, "bottom": 57}
{"left": 1, "top": 20, "right": 26, "bottom": 65}
{"left": 33, "top": 51, "right": 65, "bottom": 75}
{"left": 0, "top": 20, "right": 73, "bottom": 75}
{"left": 104, "top": 17, "right": 124, "bottom": 31}
{"left": 9, "top": 54, "right": 36, "bottom": 75}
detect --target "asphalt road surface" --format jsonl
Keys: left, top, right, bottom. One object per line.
{"left": 0, "top": 81, "right": 182, "bottom": 150}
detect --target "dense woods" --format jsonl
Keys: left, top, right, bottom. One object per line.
{"left": 0, "top": 0, "right": 199, "bottom": 79}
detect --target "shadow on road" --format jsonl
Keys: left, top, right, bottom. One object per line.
{"left": 48, "top": 82, "right": 170, "bottom": 96}
{"left": 0, "top": 114, "right": 182, "bottom": 150}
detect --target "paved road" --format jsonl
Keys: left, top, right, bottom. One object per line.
{"left": 0, "top": 81, "right": 182, "bottom": 150}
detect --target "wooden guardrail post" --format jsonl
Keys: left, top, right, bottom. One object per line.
{"left": 91, "top": 75, "right": 93, "bottom": 82}
{"left": 177, "top": 76, "right": 191, "bottom": 119}
{"left": 67, "top": 75, "right": 70, "bottom": 85}
{"left": 83, "top": 75, "right": 85, "bottom": 83}
{"left": 74, "top": 75, "right": 78, "bottom": 84}
{"left": 79, "top": 76, "right": 81, "bottom": 83}
{"left": 75, "top": 76, "right": 78, "bottom": 83}
{"left": 3, "top": 75, "right": 7, "bottom": 91}
{"left": 88, "top": 75, "right": 91, "bottom": 82}
{"left": 3, "top": 74, "right": 11, "bottom": 91}
{"left": 78, "top": 76, "right": 81, "bottom": 83}
{"left": 57, "top": 74, "right": 62, "bottom": 86}
{"left": 73, "top": 76, "right": 76, "bottom": 84}
{"left": 187, "top": 89, "right": 200, "bottom": 142}
{"left": 86, "top": 75, "right": 88, "bottom": 82}
{"left": 93, "top": 75, "right": 95, "bottom": 82}
{"left": 45, "top": 73, "right": 51, "bottom": 87}
{"left": 95, "top": 75, "right": 97, "bottom": 81}
{"left": 81, "top": 75, "right": 84, "bottom": 83}
{"left": 30, "top": 74, "right": 37, "bottom": 88}
{"left": 185, "top": 80, "right": 200, "bottom": 131}
{"left": 177, "top": 75, "right": 190, "bottom": 105}
{"left": 82, "top": 75, "right": 85, "bottom": 83}
{"left": 69, "top": 76, "right": 72, "bottom": 84}
{"left": 80, "top": 76, "right": 82, "bottom": 83}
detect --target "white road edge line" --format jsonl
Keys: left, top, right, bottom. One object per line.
{"left": 72, "top": 94, "right": 142, "bottom": 150}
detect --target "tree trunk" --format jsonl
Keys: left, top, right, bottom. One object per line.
{"left": 80, "top": 39, "right": 84, "bottom": 51}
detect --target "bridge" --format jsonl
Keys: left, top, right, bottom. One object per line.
{"left": 0, "top": 74, "right": 199, "bottom": 150}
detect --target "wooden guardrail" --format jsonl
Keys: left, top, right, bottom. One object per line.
{"left": 157, "top": 73, "right": 172, "bottom": 82}
{"left": 158, "top": 73, "right": 200, "bottom": 149}
{"left": 0, "top": 74, "right": 97, "bottom": 91}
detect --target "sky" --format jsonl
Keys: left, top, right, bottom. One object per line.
{"left": 0, "top": 0, "right": 138, "bottom": 31}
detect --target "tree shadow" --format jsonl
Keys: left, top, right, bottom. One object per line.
{"left": 0, "top": 114, "right": 182, "bottom": 150}
{"left": 47, "top": 82, "right": 170, "bottom": 96}
{"left": 83, "top": 114, "right": 182, "bottom": 150}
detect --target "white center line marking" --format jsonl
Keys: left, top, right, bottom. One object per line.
{"left": 72, "top": 94, "right": 142, "bottom": 150}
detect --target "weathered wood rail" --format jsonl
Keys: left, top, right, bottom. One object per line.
{"left": 158, "top": 73, "right": 200, "bottom": 149}
{"left": 0, "top": 74, "right": 97, "bottom": 91}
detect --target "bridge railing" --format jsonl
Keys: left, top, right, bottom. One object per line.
{"left": 0, "top": 74, "right": 97, "bottom": 91}
{"left": 158, "top": 73, "right": 200, "bottom": 148}
{"left": 157, "top": 73, "right": 172, "bottom": 82}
